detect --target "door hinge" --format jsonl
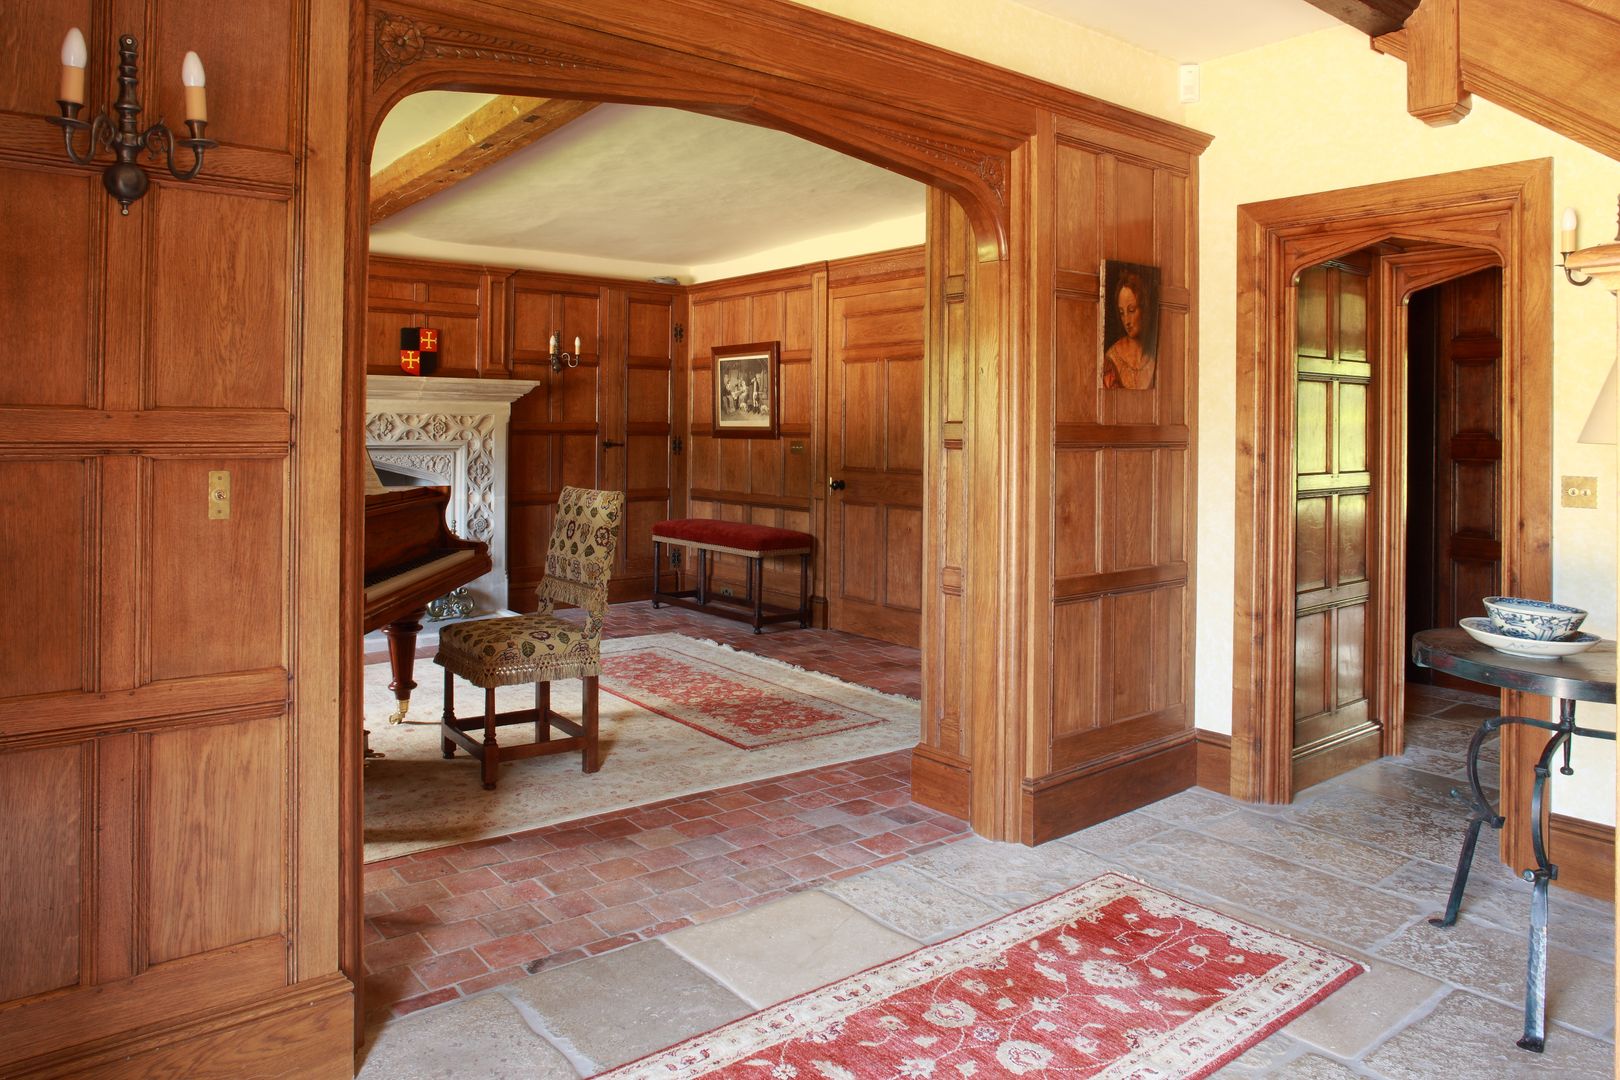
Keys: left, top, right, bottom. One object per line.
{"left": 672, "top": 436, "right": 683, "bottom": 455}
{"left": 672, "top": 323, "right": 685, "bottom": 342}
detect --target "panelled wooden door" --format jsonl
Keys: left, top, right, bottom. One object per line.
{"left": 825, "top": 272, "right": 926, "bottom": 646}
{"left": 1413, "top": 268, "right": 1504, "bottom": 688}
{"left": 1293, "top": 259, "right": 1382, "bottom": 790}
{"left": 613, "top": 289, "right": 680, "bottom": 597}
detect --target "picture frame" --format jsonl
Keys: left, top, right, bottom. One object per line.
{"left": 711, "top": 341, "right": 780, "bottom": 438}
{"left": 1100, "top": 259, "right": 1161, "bottom": 390}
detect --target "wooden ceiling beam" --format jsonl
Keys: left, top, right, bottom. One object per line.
{"left": 369, "top": 96, "right": 600, "bottom": 224}
{"left": 1298, "top": 0, "right": 1421, "bottom": 36}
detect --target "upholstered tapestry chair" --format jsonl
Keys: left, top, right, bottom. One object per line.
{"left": 434, "top": 486, "right": 624, "bottom": 790}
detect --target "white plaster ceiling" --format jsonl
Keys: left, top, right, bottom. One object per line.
{"left": 370, "top": 102, "right": 927, "bottom": 282}
{"left": 1012, "top": 0, "right": 1338, "bottom": 62}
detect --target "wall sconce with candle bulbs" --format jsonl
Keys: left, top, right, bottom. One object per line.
{"left": 48, "top": 29, "right": 216, "bottom": 215}
{"left": 548, "top": 333, "right": 582, "bottom": 374}
{"left": 1558, "top": 198, "right": 1620, "bottom": 286}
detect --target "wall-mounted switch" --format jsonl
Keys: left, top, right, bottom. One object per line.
{"left": 1560, "top": 475, "right": 1597, "bottom": 508}
{"left": 208, "top": 470, "right": 231, "bottom": 519}
{"left": 790, "top": 441, "right": 805, "bottom": 454}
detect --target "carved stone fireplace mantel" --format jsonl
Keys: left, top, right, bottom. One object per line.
{"left": 365, "top": 375, "right": 539, "bottom": 615}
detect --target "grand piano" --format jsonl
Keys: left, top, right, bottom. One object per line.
{"left": 364, "top": 478, "right": 491, "bottom": 723}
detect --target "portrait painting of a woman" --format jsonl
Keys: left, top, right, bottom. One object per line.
{"left": 1101, "top": 260, "right": 1160, "bottom": 390}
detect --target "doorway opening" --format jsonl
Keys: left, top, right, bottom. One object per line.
{"left": 1232, "top": 160, "right": 1551, "bottom": 830}
{"left": 1404, "top": 267, "right": 1505, "bottom": 692}
{"left": 355, "top": 86, "right": 941, "bottom": 1022}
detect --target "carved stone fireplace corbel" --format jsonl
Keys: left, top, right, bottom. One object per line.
{"left": 365, "top": 374, "right": 539, "bottom": 614}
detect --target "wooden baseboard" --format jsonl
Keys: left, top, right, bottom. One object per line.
{"left": 1021, "top": 736, "right": 1195, "bottom": 845}
{"left": 910, "top": 745, "right": 970, "bottom": 820}
{"left": 1547, "top": 813, "right": 1616, "bottom": 903}
{"left": 13, "top": 975, "right": 353, "bottom": 1079}
{"left": 1195, "top": 730, "right": 1231, "bottom": 796}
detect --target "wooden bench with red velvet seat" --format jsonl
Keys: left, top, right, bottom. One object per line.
{"left": 651, "top": 518, "right": 812, "bottom": 633}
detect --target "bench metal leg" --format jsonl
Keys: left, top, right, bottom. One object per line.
{"left": 651, "top": 539, "right": 663, "bottom": 608}
{"left": 799, "top": 552, "right": 811, "bottom": 628}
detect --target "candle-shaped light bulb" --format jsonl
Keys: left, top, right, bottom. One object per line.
{"left": 574, "top": 336, "right": 581, "bottom": 356}
{"left": 1561, "top": 207, "right": 1578, "bottom": 253}
{"left": 59, "top": 28, "right": 87, "bottom": 105}
{"left": 549, "top": 332, "right": 559, "bottom": 353}
{"left": 181, "top": 51, "right": 207, "bottom": 123}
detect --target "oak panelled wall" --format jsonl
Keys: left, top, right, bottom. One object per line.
{"left": 365, "top": 256, "right": 682, "bottom": 605}
{"left": 1024, "top": 117, "right": 1204, "bottom": 843}
{"left": 0, "top": 0, "right": 350, "bottom": 1076}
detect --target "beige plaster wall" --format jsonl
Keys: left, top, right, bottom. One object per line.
{"left": 1187, "top": 26, "right": 1619, "bottom": 824}
{"left": 794, "top": 0, "right": 1183, "bottom": 121}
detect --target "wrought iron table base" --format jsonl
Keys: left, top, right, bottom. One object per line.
{"left": 1430, "top": 698, "right": 1614, "bottom": 1053}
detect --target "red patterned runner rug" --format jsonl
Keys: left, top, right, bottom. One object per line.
{"left": 600, "top": 638, "right": 895, "bottom": 749}
{"left": 598, "top": 873, "right": 1361, "bottom": 1079}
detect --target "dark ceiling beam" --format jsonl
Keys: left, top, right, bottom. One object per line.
{"left": 1299, "top": 0, "right": 1421, "bottom": 36}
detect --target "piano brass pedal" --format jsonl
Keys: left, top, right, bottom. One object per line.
{"left": 388, "top": 700, "right": 410, "bottom": 725}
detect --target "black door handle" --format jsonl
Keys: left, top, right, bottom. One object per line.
{"left": 602, "top": 439, "right": 625, "bottom": 449}
{"left": 828, "top": 478, "right": 846, "bottom": 491}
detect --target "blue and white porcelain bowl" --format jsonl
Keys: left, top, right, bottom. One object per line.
{"left": 1482, "top": 596, "right": 1587, "bottom": 641}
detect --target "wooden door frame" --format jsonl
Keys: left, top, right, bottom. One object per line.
{"left": 1231, "top": 159, "right": 1553, "bottom": 855}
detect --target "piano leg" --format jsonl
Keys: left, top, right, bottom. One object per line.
{"left": 383, "top": 613, "right": 425, "bottom": 724}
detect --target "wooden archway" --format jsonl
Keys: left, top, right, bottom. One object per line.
{"left": 1232, "top": 160, "right": 1553, "bottom": 871}
{"left": 342, "top": 13, "right": 1212, "bottom": 1013}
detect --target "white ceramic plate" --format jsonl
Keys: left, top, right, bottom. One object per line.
{"left": 1460, "top": 617, "right": 1599, "bottom": 659}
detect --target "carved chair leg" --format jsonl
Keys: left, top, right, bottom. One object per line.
{"left": 536, "top": 680, "right": 550, "bottom": 743}
{"left": 481, "top": 687, "right": 499, "bottom": 790}
{"left": 441, "top": 669, "right": 456, "bottom": 759}
{"left": 582, "top": 675, "right": 600, "bottom": 774}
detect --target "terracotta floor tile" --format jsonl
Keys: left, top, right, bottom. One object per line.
{"left": 591, "top": 856, "right": 651, "bottom": 882}
{"left": 444, "top": 844, "right": 510, "bottom": 870}
{"left": 538, "top": 892, "right": 601, "bottom": 921}
{"left": 588, "top": 877, "right": 656, "bottom": 908}
{"left": 426, "top": 892, "right": 500, "bottom": 925}
{"left": 534, "top": 915, "right": 602, "bottom": 953}
{"left": 478, "top": 904, "right": 549, "bottom": 938}
{"left": 540, "top": 866, "right": 602, "bottom": 894}
{"left": 394, "top": 856, "right": 457, "bottom": 883}
{"left": 439, "top": 866, "right": 502, "bottom": 896}
{"left": 410, "top": 948, "right": 489, "bottom": 991}
{"left": 364, "top": 932, "right": 434, "bottom": 975}
{"left": 371, "top": 903, "right": 440, "bottom": 939}
{"left": 474, "top": 931, "right": 544, "bottom": 969}
{"left": 779, "top": 853, "right": 841, "bottom": 880}
{"left": 420, "top": 918, "right": 492, "bottom": 955}
{"left": 590, "top": 901, "right": 655, "bottom": 936}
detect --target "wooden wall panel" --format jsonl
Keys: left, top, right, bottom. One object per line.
{"left": 0, "top": 459, "right": 90, "bottom": 699}
{"left": 153, "top": 0, "right": 294, "bottom": 154}
{"left": 146, "top": 456, "right": 285, "bottom": 682}
{"left": 0, "top": 169, "right": 96, "bottom": 407}
{"left": 686, "top": 270, "right": 823, "bottom": 608}
{"left": 150, "top": 188, "right": 289, "bottom": 410}
{"left": 0, "top": 744, "right": 84, "bottom": 1002}
{"left": 145, "top": 715, "right": 285, "bottom": 964}
{"left": 0, "top": 0, "right": 348, "bottom": 1068}
{"left": 1030, "top": 120, "right": 1201, "bottom": 839}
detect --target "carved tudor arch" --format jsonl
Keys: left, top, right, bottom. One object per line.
{"left": 362, "top": 2, "right": 1024, "bottom": 253}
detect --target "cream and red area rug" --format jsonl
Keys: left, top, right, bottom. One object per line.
{"left": 364, "top": 634, "right": 918, "bottom": 862}
{"left": 602, "top": 874, "right": 1361, "bottom": 1080}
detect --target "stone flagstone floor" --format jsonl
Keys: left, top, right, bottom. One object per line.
{"left": 358, "top": 615, "right": 1616, "bottom": 1078}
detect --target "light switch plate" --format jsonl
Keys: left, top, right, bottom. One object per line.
{"left": 1560, "top": 475, "right": 1597, "bottom": 508}
{"left": 208, "top": 470, "right": 231, "bottom": 519}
